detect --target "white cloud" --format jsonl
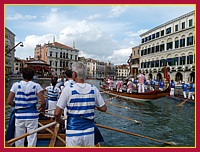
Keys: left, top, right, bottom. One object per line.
{"left": 108, "top": 6, "right": 127, "bottom": 18}
{"left": 7, "top": 13, "right": 37, "bottom": 20}
{"left": 87, "top": 14, "right": 102, "bottom": 20}
{"left": 107, "top": 48, "right": 132, "bottom": 65}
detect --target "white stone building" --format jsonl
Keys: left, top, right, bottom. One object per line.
{"left": 139, "top": 10, "right": 195, "bottom": 83}
{"left": 34, "top": 40, "right": 79, "bottom": 76}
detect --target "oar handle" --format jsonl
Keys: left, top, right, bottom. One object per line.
{"left": 6, "top": 133, "right": 29, "bottom": 145}
{"left": 96, "top": 124, "right": 176, "bottom": 145}
{"left": 6, "top": 116, "right": 66, "bottom": 145}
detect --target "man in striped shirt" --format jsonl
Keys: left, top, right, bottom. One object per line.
{"left": 7, "top": 67, "right": 46, "bottom": 147}
{"left": 55, "top": 62, "right": 107, "bottom": 147}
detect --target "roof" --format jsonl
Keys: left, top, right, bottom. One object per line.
{"left": 46, "top": 42, "right": 78, "bottom": 51}
{"left": 26, "top": 60, "right": 49, "bottom": 65}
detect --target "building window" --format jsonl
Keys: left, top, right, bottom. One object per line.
{"left": 134, "top": 51, "right": 135, "bottom": 56}
{"left": 180, "top": 39, "right": 185, "bottom": 47}
{"left": 166, "top": 27, "right": 171, "bottom": 34}
{"left": 148, "top": 35, "right": 151, "bottom": 41}
{"left": 182, "top": 22, "right": 185, "bottom": 29}
{"left": 152, "top": 46, "right": 155, "bottom": 53}
{"left": 175, "top": 40, "right": 179, "bottom": 48}
{"left": 189, "top": 19, "right": 193, "bottom": 27}
{"left": 160, "top": 44, "right": 165, "bottom": 52}
{"left": 161, "top": 30, "right": 164, "bottom": 36}
{"left": 187, "top": 36, "right": 193, "bottom": 46}
{"left": 50, "top": 51, "right": 52, "bottom": 57}
{"left": 56, "top": 52, "right": 58, "bottom": 58}
{"left": 60, "top": 52, "right": 62, "bottom": 58}
{"left": 145, "top": 37, "right": 148, "bottom": 42}
{"left": 152, "top": 34, "right": 155, "bottom": 39}
{"left": 55, "top": 61, "right": 58, "bottom": 67}
{"left": 50, "top": 61, "right": 52, "bottom": 66}
{"left": 148, "top": 48, "right": 151, "bottom": 54}
{"left": 167, "top": 42, "right": 173, "bottom": 50}
{"left": 142, "top": 38, "right": 144, "bottom": 43}
{"left": 156, "top": 32, "right": 159, "bottom": 38}
{"left": 175, "top": 24, "right": 178, "bottom": 32}
{"left": 156, "top": 45, "right": 159, "bottom": 52}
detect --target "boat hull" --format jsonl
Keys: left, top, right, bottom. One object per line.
{"left": 101, "top": 85, "right": 170, "bottom": 102}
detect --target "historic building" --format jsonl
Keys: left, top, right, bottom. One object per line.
{"left": 5, "top": 27, "right": 16, "bottom": 75}
{"left": 116, "top": 64, "right": 130, "bottom": 79}
{"left": 127, "top": 46, "right": 140, "bottom": 78}
{"left": 34, "top": 38, "right": 79, "bottom": 76}
{"left": 139, "top": 10, "right": 195, "bottom": 83}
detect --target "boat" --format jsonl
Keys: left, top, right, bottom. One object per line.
{"left": 5, "top": 113, "right": 103, "bottom": 147}
{"left": 100, "top": 84, "right": 170, "bottom": 102}
{"left": 35, "top": 113, "right": 66, "bottom": 147}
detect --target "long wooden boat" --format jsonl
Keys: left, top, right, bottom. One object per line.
{"left": 101, "top": 85, "right": 170, "bottom": 102}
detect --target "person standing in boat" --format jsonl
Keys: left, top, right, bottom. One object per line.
{"left": 181, "top": 81, "right": 188, "bottom": 99}
{"left": 43, "top": 78, "right": 61, "bottom": 120}
{"left": 159, "top": 79, "right": 164, "bottom": 91}
{"left": 137, "top": 72, "right": 145, "bottom": 93}
{"left": 7, "top": 67, "right": 46, "bottom": 147}
{"left": 116, "top": 79, "right": 122, "bottom": 92}
{"left": 188, "top": 81, "right": 195, "bottom": 100}
{"left": 108, "top": 78, "right": 114, "bottom": 91}
{"left": 54, "top": 61, "right": 107, "bottom": 147}
{"left": 127, "top": 79, "right": 133, "bottom": 93}
{"left": 170, "top": 79, "right": 175, "bottom": 96}
{"left": 150, "top": 78, "right": 155, "bottom": 91}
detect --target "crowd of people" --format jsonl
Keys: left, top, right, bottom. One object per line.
{"left": 6, "top": 62, "right": 107, "bottom": 147}
{"left": 105, "top": 73, "right": 195, "bottom": 100}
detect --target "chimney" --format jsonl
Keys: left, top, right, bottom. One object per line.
{"left": 73, "top": 40, "right": 75, "bottom": 49}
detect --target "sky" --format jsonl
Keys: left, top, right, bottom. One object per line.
{"left": 5, "top": 4, "right": 195, "bottom": 65}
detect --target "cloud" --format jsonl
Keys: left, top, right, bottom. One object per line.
{"left": 87, "top": 14, "right": 102, "bottom": 20}
{"left": 107, "top": 48, "right": 132, "bottom": 65}
{"left": 6, "top": 13, "right": 37, "bottom": 20}
{"left": 108, "top": 6, "right": 127, "bottom": 18}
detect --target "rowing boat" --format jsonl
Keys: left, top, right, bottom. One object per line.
{"left": 36, "top": 114, "right": 66, "bottom": 147}
{"left": 101, "top": 85, "right": 170, "bottom": 102}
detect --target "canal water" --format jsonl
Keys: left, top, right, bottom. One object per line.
{"left": 5, "top": 78, "right": 195, "bottom": 147}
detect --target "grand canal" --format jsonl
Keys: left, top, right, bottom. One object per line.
{"left": 5, "top": 78, "right": 195, "bottom": 147}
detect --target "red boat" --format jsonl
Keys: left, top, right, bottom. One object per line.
{"left": 101, "top": 85, "right": 170, "bottom": 102}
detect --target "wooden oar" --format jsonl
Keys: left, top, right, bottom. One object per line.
{"left": 96, "top": 124, "right": 176, "bottom": 145}
{"left": 6, "top": 121, "right": 57, "bottom": 145}
{"left": 6, "top": 116, "right": 66, "bottom": 146}
{"left": 177, "top": 98, "right": 189, "bottom": 106}
{"left": 105, "top": 111, "right": 141, "bottom": 124}
{"left": 38, "top": 122, "right": 66, "bottom": 145}
{"left": 49, "top": 123, "right": 61, "bottom": 147}
{"left": 105, "top": 100, "right": 130, "bottom": 109}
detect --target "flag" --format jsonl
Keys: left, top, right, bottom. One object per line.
{"left": 164, "top": 66, "right": 169, "bottom": 80}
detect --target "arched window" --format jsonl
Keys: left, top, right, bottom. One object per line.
{"left": 187, "top": 33, "right": 194, "bottom": 46}
{"left": 180, "top": 35, "right": 185, "bottom": 47}
{"left": 175, "top": 37, "right": 179, "bottom": 48}
{"left": 167, "top": 38, "right": 173, "bottom": 50}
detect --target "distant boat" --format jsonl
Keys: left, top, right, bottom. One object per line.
{"left": 100, "top": 85, "right": 170, "bottom": 102}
